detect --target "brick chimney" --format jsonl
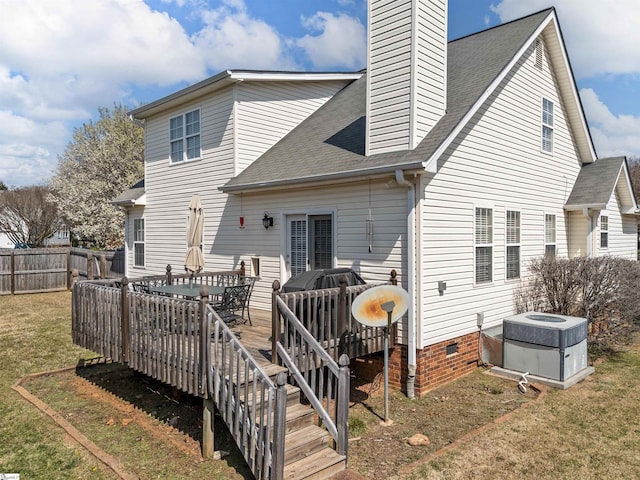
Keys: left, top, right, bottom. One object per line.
{"left": 365, "top": 0, "right": 448, "bottom": 156}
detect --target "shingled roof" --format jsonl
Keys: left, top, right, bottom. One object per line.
{"left": 565, "top": 157, "right": 634, "bottom": 210}
{"left": 222, "top": 9, "right": 555, "bottom": 193}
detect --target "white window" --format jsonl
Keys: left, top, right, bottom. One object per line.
{"left": 133, "top": 219, "right": 145, "bottom": 267}
{"left": 542, "top": 98, "right": 554, "bottom": 153}
{"left": 600, "top": 215, "right": 609, "bottom": 249}
{"left": 475, "top": 207, "right": 493, "bottom": 284}
{"left": 506, "top": 210, "right": 520, "bottom": 280}
{"left": 170, "top": 109, "right": 200, "bottom": 163}
{"left": 57, "top": 225, "right": 69, "bottom": 239}
{"left": 545, "top": 214, "right": 556, "bottom": 257}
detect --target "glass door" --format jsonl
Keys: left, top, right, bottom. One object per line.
{"left": 285, "top": 214, "right": 334, "bottom": 280}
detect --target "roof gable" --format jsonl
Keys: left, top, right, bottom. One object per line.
{"left": 222, "top": 9, "right": 596, "bottom": 193}
{"left": 565, "top": 157, "right": 638, "bottom": 214}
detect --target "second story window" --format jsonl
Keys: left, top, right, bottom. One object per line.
{"left": 542, "top": 98, "right": 554, "bottom": 153}
{"left": 600, "top": 215, "right": 609, "bottom": 249}
{"left": 170, "top": 109, "right": 201, "bottom": 163}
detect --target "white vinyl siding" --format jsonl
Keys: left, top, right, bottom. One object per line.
{"left": 366, "top": 0, "right": 446, "bottom": 155}
{"left": 235, "top": 81, "right": 347, "bottom": 175}
{"left": 506, "top": 210, "right": 520, "bottom": 280}
{"left": 419, "top": 36, "right": 579, "bottom": 347}
{"left": 544, "top": 213, "right": 556, "bottom": 256}
{"left": 542, "top": 98, "right": 553, "bottom": 153}
{"left": 170, "top": 109, "right": 200, "bottom": 163}
{"left": 598, "top": 191, "right": 637, "bottom": 258}
{"left": 136, "top": 79, "right": 351, "bottom": 283}
{"left": 475, "top": 207, "right": 493, "bottom": 284}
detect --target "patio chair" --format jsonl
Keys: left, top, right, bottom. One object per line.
{"left": 211, "top": 283, "right": 252, "bottom": 325}
{"left": 239, "top": 276, "right": 257, "bottom": 325}
{"left": 131, "top": 282, "right": 150, "bottom": 293}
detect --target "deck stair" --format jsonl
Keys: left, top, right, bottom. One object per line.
{"left": 220, "top": 329, "right": 346, "bottom": 480}
{"left": 213, "top": 314, "right": 347, "bottom": 480}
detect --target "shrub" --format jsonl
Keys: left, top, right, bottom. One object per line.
{"left": 516, "top": 255, "right": 640, "bottom": 350}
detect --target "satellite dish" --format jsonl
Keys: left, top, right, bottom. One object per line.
{"left": 352, "top": 285, "right": 410, "bottom": 328}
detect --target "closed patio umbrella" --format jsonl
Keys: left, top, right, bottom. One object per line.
{"left": 185, "top": 194, "right": 204, "bottom": 283}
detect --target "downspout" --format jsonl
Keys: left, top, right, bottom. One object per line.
{"left": 395, "top": 170, "right": 417, "bottom": 399}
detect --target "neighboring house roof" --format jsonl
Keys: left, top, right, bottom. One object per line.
{"left": 112, "top": 178, "right": 145, "bottom": 207}
{"left": 565, "top": 157, "right": 639, "bottom": 214}
{"left": 222, "top": 8, "right": 594, "bottom": 193}
{"left": 129, "top": 70, "right": 363, "bottom": 120}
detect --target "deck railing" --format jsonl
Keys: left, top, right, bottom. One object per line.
{"left": 273, "top": 293, "right": 350, "bottom": 457}
{"left": 209, "top": 309, "right": 284, "bottom": 480}
{"left": 273, "top": 281, "right": 388, "bottom": 363}
{"left": 72, "top": 268, "right": 286, "bottom": 479}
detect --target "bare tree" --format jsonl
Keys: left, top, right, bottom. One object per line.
{"left": 627, "top": 156, "right": 640, "bottom": 203}
{"left": 0, "top": 186, "right": 60, "bottom": 247}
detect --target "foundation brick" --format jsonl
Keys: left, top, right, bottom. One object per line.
{"left": 350, "top": 332, "right": 480, "bottom": 396}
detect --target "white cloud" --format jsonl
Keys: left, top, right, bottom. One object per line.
{"left": 0, "top": 111, "right": 67, "bottom": 188}
{"left": 193, "top": 0, "right": 297, "bottom": 70}
{"left": 580, "top": 88, "right": 640, "bottom": 157}
{"left": 490, "top": 0, "right": 640, "bottom": 78}
{"left": 296, "top": 12, "right": 366, "bottom": 70}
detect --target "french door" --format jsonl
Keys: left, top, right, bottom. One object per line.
{"left": 285, "top": 214, "right": 334, "bottom": 279}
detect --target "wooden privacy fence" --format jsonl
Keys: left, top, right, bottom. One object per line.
{"left": 0, "top": 247, "right": 124, "bottom": 295}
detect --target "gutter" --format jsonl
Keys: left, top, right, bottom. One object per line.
{"left": 395, "top": 170, "right": 417, "bottom": 399}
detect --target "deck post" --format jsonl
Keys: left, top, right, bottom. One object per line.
{"left": 240, "top": 260, "right": 246, "bottom": 278}
{"left": 272, "top": 372, "right": 287, "bottom": 480}
{"left": 271, "top": 280, "right": 281, "bottom": 366}
{"left": 202, "top": 396, "right": 215, "bottom": 459}
{"left": 199, "top": 286, "right": 210, "bottom": 397}
{"left": 338, "top": 276, "right": 347, "bottom": 336}
{"left": 336, "top": 354, "right": 350, "bottom": 458}
{"left": 121, "top": 276, "right": 130, "bottom": 364}
{"left": 166, "top": 264, "right": 172, "bottom": 285}
{"left": 100, "top": 254, "right": 107, "bottom": 279}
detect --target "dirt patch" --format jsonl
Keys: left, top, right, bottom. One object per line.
{"left": 22, "top": 361, "right": 251, "bottom": 479}
{"left": 345, "top": 369, "right": 540, "bottom": 479}
{"left": 19, "top": 360, "right": 568, "bottom": 480}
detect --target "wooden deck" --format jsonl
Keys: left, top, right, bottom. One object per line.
{"left": 227, "top": 308, "right": 275, "bottom": 369}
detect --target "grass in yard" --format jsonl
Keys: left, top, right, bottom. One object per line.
{"left": 400, "top": 343, "right": 640, "bottom": 479}
{"left": 4, "top": 291, "right": 640, "bottom": 479}
{"left": 0, "top": 292, "right": 249, "bottom": 479}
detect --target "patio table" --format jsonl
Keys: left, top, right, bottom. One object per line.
{"left": 148, "top": 283, "right": 224, "bottom": 299}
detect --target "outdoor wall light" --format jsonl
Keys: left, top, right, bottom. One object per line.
{"left": 262, "top": 212, "right": 274, "bottom": 229}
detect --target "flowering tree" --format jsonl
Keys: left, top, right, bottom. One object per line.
{"left": 49, "top": 104, "right": 144, "bottom": 249}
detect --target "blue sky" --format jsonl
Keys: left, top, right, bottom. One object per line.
{"left": 1, "top": 0, "right": 640, "bottom": 187}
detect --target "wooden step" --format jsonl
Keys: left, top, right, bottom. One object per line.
{"left": 284, "top": 424, "right": 330, "bottom": 465}
{"left": 238, "top": 381, "right": 301, "bottom": 408}
{"left": 283, "top": 448, "right": 346, "bottom": 480}
{"left": 284, "top": 403, "right": 315, "bottom": 433}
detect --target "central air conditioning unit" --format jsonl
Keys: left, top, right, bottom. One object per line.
{"left": 502, "top": 312, "right": 588, "bottom": 382}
